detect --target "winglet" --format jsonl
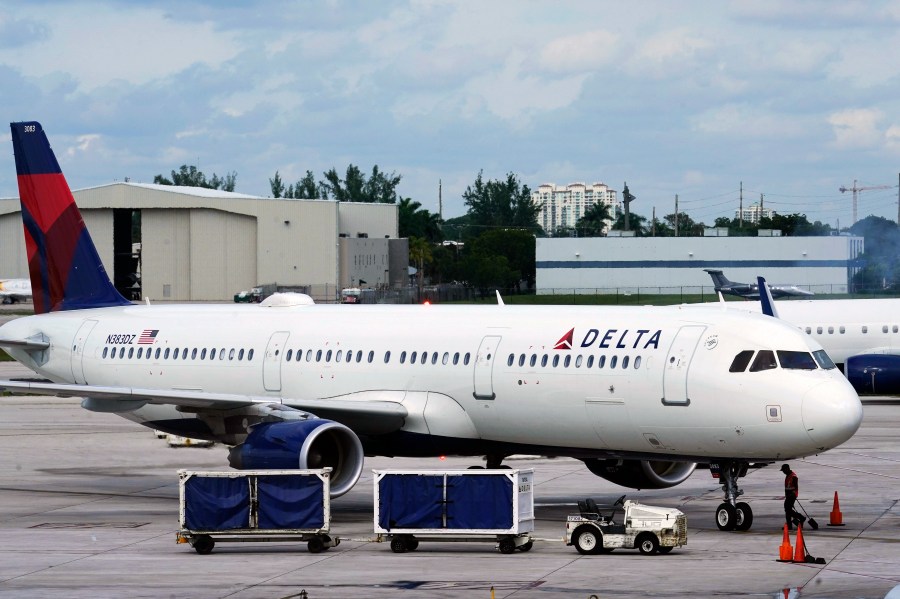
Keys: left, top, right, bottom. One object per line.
{"left": 495, "top": 290, "right": 505, "bottom": 306}
{"left": 758, "top": 276, "right": 779, "bottom": 318}
{"left": 10, "top": 121, "right": 130, "bottom": 313}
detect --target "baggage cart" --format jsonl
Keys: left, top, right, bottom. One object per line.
{"left": 373, "top": 468, "right": 534, "bottom": 554}
{"left": 176, "top": 468, "right": 337, "bottom": 554}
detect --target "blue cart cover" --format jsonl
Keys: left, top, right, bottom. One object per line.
{"left": 184, "top": 476, "right": 250, "bottom": 531}
{"left": 257, "top": 474, "right": 325, "bottom": 529}
{"left": 446, "top": 474, "right": 513, "bottom": 529}
{"left": 378, "top": 474, "right": 444, "bottom": 530}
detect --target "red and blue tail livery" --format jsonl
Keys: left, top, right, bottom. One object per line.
{"left": 10, "top": 121, "right": 130, "bottom": 313}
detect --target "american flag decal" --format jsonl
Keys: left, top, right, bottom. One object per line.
{"left": 138, "top": 329, "right": 159, "bottom": 344}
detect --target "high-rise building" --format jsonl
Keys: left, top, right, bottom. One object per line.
{"left": 735, "top": 202, "right": 775, "bottom": 224}
{"left": 532, "top": 182, "right": 618, "bottom": 235}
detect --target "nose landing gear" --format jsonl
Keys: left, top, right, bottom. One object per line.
{"left": 714, "top": 462, "right": 753, "bottom": 531}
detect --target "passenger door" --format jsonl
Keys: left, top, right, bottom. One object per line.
{"left": 662, "top": 326, "right": 706, "bottom": 405}
{"left": 263, "top": 331, "right": 290, "bottom": 392}
{"left": 473, "top": 335, "right": 502, "bottom": 400}
{"left": 70, "top": 319, "right": 98, "bottom": 384}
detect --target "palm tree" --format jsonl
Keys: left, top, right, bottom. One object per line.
{"left": 408, "top": 236, "right": 433, "bottom": 302}
{"left": 576, "top": 202, "right": 613, "bottom": 237}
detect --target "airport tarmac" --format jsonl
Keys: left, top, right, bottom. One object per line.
{"left": 0, "top": 367, "right": 899, "bottom": 598}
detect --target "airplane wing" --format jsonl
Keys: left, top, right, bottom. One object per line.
{"left": 0, "top": 380, "right": 407, "bottom": 435}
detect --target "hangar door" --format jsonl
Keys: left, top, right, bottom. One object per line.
{"left": 662, "top": 326, "right": 706, "bottom": 406}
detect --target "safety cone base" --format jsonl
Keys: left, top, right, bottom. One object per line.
{"left": 826, "top": 523, "right": 846, "bottom": 527}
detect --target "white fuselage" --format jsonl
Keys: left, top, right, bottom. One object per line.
{"left": 1, "top": 301, "right": 862, "bottom": 462}
{"left": 0, "top": 278, "right": 31, "bottom": 300}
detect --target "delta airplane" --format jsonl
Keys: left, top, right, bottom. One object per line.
{"left": 701, "top": 296, "right": 900, "bottom": 395}
{"left": 0, "top": 278, "right": 31, "bottom": 304}
{"left": 704, "top": 269, "right": 814, "bottom": 300}
{"left": 0, "top": 122, "right": 862, "bottom": 533}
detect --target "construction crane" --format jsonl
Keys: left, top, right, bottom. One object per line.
{"left": 840, "top": 179, "right": 892, "bottom": 225}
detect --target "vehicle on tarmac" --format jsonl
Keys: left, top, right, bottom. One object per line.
{"left": 565, "top": 495, "right": 687, "bottom": 555}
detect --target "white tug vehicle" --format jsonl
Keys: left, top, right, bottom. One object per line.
{"left": 565, "top": 495, "right": 687, "bottom": 555}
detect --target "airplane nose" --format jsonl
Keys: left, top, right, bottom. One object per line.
{"left": 801, "top": 379, "right": 863, "bottom": 449}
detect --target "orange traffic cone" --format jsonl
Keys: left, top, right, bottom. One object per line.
{"left": 827, "top": 491, "right": 845, "bottom": 526}
{"left": 778, "top": 524, "right": 793, "bottom": 561}
{"left": 792, "top": 525, "right": 806, "bottom": 563}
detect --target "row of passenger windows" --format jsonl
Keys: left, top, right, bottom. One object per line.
{"left": 729, "top": 349, "right": 836, "bottom": 373}
{"left": 507, "top": 352, "right": 642, "bottom": 370}
{"left": 283, "top": 348, "right": 473, "bottom": 366}
{"left": 102, "top": 345, "right": 255, "bottom": 362}
{"left": 806, "top": 324, "right": 899, "bottom": 335}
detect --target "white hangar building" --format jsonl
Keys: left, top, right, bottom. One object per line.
{"left": 0, "top": 182, "right": 406, "bottom": 303}
{"left": 536, "top": 236, "right": 864, "bottom": 295}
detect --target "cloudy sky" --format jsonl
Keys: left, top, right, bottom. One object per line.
{"left": 1, "top": 0, "right": 899, "bottom": 229}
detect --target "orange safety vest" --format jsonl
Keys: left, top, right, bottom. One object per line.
{"left": 784, "top": 472, "right": 799, "bottom": 497}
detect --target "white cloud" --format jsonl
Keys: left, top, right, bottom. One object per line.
{"left": 827, "top": 108, "right": 884, "bottom": 149}
{"left": 538, "top": 30, "right": 619, "bottom": 74}
{"left": 65, "top": 134, "right": 101, "bottom": 157}
{"left": 692, "top": 105, "right": 805, "bottom": 138}
{"left": 626, "top": 27, "right": 713, "bottom": 77}
{"left": 885, "top": 124, "right": 900, "bottom": 153}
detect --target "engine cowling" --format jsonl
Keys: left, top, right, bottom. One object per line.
{"left": 583, "top": 458, "right": 696, "bottom": 489}
{"left": 227, "top": 419, "right": 364, "bottom": 498}
{"left": 846, "top": 354, "right": 900, "bottom": 395}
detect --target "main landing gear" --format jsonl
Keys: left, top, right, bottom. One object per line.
{"left": 714, "top": 461, "right": 753, "bottom": 531}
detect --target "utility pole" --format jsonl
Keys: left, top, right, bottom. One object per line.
{"left": 438, "top": 179, "right": 443, "bottom": 221}
{"left": 674, "top": 194, "right": 679, "bottom": 237}
{"left": 651, "top": 206, "right": 656, "bottom": 237}
{"left": 622, "top": 182, "right": 635, "bottom": 232}
{"left": 739, "top": 181, "right": 743, "bottom": 228}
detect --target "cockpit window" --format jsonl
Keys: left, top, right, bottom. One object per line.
{"left": 812, "top": 349, "right": 837, "bottom": 370}
{"left": 749, "top": 350, "right": 777, "bottom": 372}
{"left": 729, "top": 350, "right": 755, "bottom": 372}
{"left": 777, "top": 350, "right": 817, "bottom": 370}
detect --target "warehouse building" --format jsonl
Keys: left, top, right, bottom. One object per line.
{"left": 0, "top": 182, "right": 406, "bottom": 303}
{"left": 536, "top": 235, "right": 864, "bottom": 295}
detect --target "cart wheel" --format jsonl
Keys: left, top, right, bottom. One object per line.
{"left": 390, "top": 536, "right": 408, "bottom": 553}
{"left": 406, "top": 537, "right": 419, "bottom": 551}
{"left": 518, "top": 541, "right": 533, "bottom": 552}
{"left": 573, "top": 527, "right": 601, "bottom": 555}
{"left": 192, "top": 535, "right": 214, "bottom": 555}
{"left": 637, "top": 533, "right": 659, "bottom": 555}
{"left": 498, "top": 538, "right": 516, "bottom": 554}
{"left": 307, "top": 537, "right": 325, "bottom": 554}
{"left": 658, "top": 546, "right": 674, "bottom": 554}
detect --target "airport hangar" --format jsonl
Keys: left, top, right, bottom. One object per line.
{"left": 0, "top": 182, "right": 408, "bottom": 303}
{"left": 536, "top": 234, "right": 864, "bottom": 294}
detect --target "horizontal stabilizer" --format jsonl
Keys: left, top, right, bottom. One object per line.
{"left": 0, "top": 336, "right": 50, "bottom": 351}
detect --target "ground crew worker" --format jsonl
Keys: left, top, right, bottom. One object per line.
{"left": 781, "top": 463, "right": 805, "bottom": 529}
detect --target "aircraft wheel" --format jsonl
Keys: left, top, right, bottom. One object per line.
{"left": 716, "top": 502, "right": 737, "bottom": 531}
{"left": 637, "top": 533, "right": 659, "bottom": 555}
{"left": 735, "top": 502, "right": 754, "bottom": 531}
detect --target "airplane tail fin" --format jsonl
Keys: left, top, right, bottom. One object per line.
{"left": 703, "top": 269, "right": 731, "bottom": 289}
{"left": 757, "top": 277, "right": 780, "bottom": 318}
{"left": 10, "top": 121, "right": 130, "bottom": 314}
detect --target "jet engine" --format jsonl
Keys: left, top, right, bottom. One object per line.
{"left": 846, "top": 354, "right": 900, "bottom": 395}
{"left": 582, "top": 458, "right": 696, "bottom": 489}
{"left": 227, "top": 419, "right": 364, "bottom": 497}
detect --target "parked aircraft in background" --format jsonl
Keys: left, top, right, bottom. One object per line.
{"left": 0, "top": 122, "right": 863, "bottom": 533}
{"left": 0, "top": 278, "right": 31, "bottom": 304}
{"left": 704, "top": 269, "right": 814, "bottom": 299}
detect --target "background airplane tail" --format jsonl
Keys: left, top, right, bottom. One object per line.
{"left": 703, "top": 269, "right": 732, "bottom": 289}
{"left": 10, "top": 121, "right": 130, "bottom": 313}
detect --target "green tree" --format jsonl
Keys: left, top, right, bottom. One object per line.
{"left": 269, "top": 171, "right": 285, "bottom": 198}
{"left": 467, "top": 229, "right": 536, "bottom": 290}
{"left": 321, "top": 164, "right": 401, "bottom": 203}
{"left": 612, "top": 211, "right": 650, "bottom": 236}
{"left": 575, "top": 202, "right": 613, "bottom": 237}
{"left": 462, "top": 171, "right": 541, "bottom": 234}
{"left": 290, "top": 171, "right": 321, "bottom": 199}
{"left": 154, "top": 165, "right": 236, "bottom": 191}
{"left": 849, "top": 216, "right": 900, "bottom": 291}
{"left": 399, "top": 197, "right": 443, "bottom": 243}
{"left": 408, "top": 235, "right": 433, "bottom": 300}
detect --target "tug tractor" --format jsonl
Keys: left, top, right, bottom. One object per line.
{"left": 565, "top": 495, "right": 687, "bottom": 555}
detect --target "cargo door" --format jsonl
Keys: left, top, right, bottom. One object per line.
{"left": 473, "top": 335, "right": 501, "bottom": 400}
{"left": 263, "top": 331, "right": 290, "bottom": 392}
{"left": 70, "top": 319, "right": 98, "bottom": 384}
{"left": 662, "top": 325, "right": 706, "bottom": 405}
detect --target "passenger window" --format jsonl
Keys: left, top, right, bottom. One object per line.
{"left": 805, "top": 327, "right": 811, "bottom": 334}
{"left": 102, "top": 347, "right": 108, "bottom": 358}
{"left": 552, "top": 355, "right": 559, "bottom": 367}
{"left": 200, "top": 348, "right": 206, "bottom": 360}
{"left": 220, "top": 348, "right": 225, "bottom": 360}
{"left": 155, "top": 348, "right": 161, "bottom": 359}
{"left": 828, "top": 327, "right": 834, "bottom": 334}
{"left": 117, "top": 347, "right": 124, "bottom": 358}
{"left": 431, "top": 353, "right": 438, "bottom": 365}
{"left": 586, "top": 355, "right": 594, "bottom": 368}
{"left": 286, "top": 349, "right": 293, "bottom": 361}
{"left": 248, "top": 349, "right": 254, "bottom": 361}
{"left": 729, "top": 350, "right": 755, "bottom": 372}
{"left": 316, "top": 350, "right": 322, "bottom": 362}
{"left": 862, "top": 326, "right": 868, "bottom": 334}
{"left": 356, "top": 350, "right": 363, "bottom": 363}
{"left": 564, "top": 355, "right": 571, "bottom": 368}
{"left": 128, "top": 347, "right": 134, "bottom": 359}
{"left": 442, "top": 352, "right": 449, "bottom": 365}
{"left": 508, "top": 354, "right": 515, "bottom": 367}
{"left": 464, "top": 353, "right": 471, "bottom": 365}
{"left": 883, "top": 325, "right": 889, "bottom": 334}
{"left": 575, "top": 355, "right": 583, "bottom": 368}
{"left": 411, "top": 351, "right": 417, "bottom": 363}
{"left": 749, "top": 350, "right": 777, "bottom": 372}
{"left": 137, "top": 348, "right": 143, "bottom": 359}
{"left": 336, "top": 350, "right": 342, "bottom": 362}
{"left": 420, "top": 352, "right": 427, "bottom": 364}
{"left": 173, "top": 347, "right": 179, "bottom": 358}
{"left": 210, "top": 348, "right": 216, "bottom": 360}
{"left": 816, "top": 327, "right": 822, "bottom": 334}
{"left": 239, "top": 349, "right": 244, "bottom": 361}
{"left": 229, "top": 348, "right": 235, "bottom": 360}
{"left": 326, "top": 350, "right": 332, "bottom": 362}
{"left": 307, "top": 349, "right": 313, "bottom": 362}
{"left": 368, "top": 351, "right": 374, "bottom": 363}
{"left": 777, "top": 350, "right": 817, "bottom": 370}
{"left": 634, "top": 356, "right": 642, "bottom": 369}
{"left": 622, "top": 356, "right": 629, "bottom": 369}
{"left": 453, "top": 352, "right": 459, "bottom": 365}
{"left": 515, "top": 354, "right": 523, "bottom": 367}
{"left": 598, "top": 355, "right": 606, "bottom": 368}
{"left": 191, "top": 348, "right": 197, "bottom": 360}
{"left": 610, "top": 355, "right": 618, "bottom": 368}
{"left": 384, "top": 351, "right": 391, "bottom": 363}
{"left": 541, "top": 354, "right": 548, "bottom": 367}
{"left": 839, "top": 326, "right": 845, "bottom": 334}
{"left": 164, "top": 348, "right": 170, "bottom": 359}
{"left": 400, "top": 351, "right": 407, "bottom": 364}
{"left": 530, "top": 354, "right": 537, "bottom": 367}
{"left": 894, "top": 325, "right": 899, "bottom": 333}
{"left": 296, "top": 350, "right": 302, "bottom": 362}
